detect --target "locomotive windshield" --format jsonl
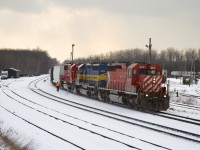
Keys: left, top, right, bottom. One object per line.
{"left": 139, "top": 69, "right": 147, "bottom": 75}
{"left": 157, "top": 71, "right": 161, "bottom": 75}
{"left": 64, "top": 65, "right": 68, "bottom": 70}
{"left": 148, "top": 70, "right": 155, "bottom": 75}
{"left": 78, "top": 64, "right": 86, "bottom": 73}
{"left": 92, "top": 66, "right": 98, "bottom": 70}
{"left": 139, "top": 65, "right": 147, "bottom": 75}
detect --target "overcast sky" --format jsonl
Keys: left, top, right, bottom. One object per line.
{"left": 0, "top": 0, "right": 200, "bottom": 62}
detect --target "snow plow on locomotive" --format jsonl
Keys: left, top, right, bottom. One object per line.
{"left": 51, "top": 62, "right": 169, "bottom": 111}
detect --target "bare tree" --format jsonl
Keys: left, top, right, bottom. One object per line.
{"left": 0, "top": 48, "right": 58, "bottom": 74}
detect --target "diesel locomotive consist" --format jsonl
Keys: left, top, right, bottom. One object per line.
{"left": 51, "top": 62, "right": 169, "bottom": 111}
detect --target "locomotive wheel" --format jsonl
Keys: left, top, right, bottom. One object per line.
{"left": 128, "top": 97, "right": 135, "bottom": 107}
{"left": 76, "top": 86, "right": 81, "bottom": 94}
{"left": 87, "top": 91, "right": 91, "bottom": 97}
{"left": 105, "top": 92, "right": 110, "bottom": 103}
{"left": 140, "top": 98, "right": 149, "bottom": 111}
{"left": 102, "top": 95, "right": 106, "bottom": 102}
{"left": 100, "top": 91, "right": 110, "bottom": 103}
{"left": 106, "top": 97, "right": 111, "bottom": 103}
{"left": 94, "top": 90, "right": 98, "bottom": 99}
{"left": 122, "top": 96, "right": 128, "bottom": 105}
{"left": 100, "top": 91, "right": 107, "bottom": 102}
{"left": 131, "top": 97, "right": 136, "bottom": 108}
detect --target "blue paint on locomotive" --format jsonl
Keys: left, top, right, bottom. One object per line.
{"left": 77, "top": 63, "right": 107, "bottom": 87}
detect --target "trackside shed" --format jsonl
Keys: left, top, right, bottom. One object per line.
{"left": 5, "top": 68, "right": 21, "bottom": 78}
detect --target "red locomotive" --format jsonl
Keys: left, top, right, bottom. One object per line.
{"left": 101, "top": 62, "right": 169, "bottom": 111}
{"left": 62, "top": 63, "right": 79, "bottom": 90}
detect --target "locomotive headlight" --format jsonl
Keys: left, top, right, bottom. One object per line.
{"left": 145, "top": 94, "right": 148, "bottom": 97}
{"left": 164, "top": 95, "right": 166, "bottom": 98}
{"left": 153, "top": 78, "right": 156, "bottom": 83}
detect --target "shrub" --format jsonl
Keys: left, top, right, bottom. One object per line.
{"left": 0, "top": 122, "right": 35, "bottom": 150}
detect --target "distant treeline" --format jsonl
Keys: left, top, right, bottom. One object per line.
{"left": 65, "top": 48, "right": 200, "bottom": 75}
{"left": 0, "top": 48, "right": 58, "bottom": 74}
{"left": 2, "top": 47, "right": 198, "bottom": 75}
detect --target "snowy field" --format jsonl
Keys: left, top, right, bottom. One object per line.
{"left": 0, "top": 75, "right": 200, "bottom": 150}
{"left": 169, "top": 78, "right": 200, "bottom": 104}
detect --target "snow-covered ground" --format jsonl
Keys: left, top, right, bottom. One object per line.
{"left": 169, "top": 78, "right": 200, "bottom": 104}
{"left": 0, "top": 75, "right": 200, "bottom": 150}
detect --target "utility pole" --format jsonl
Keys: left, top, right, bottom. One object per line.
{"left": 146, "top": 38, "right": 152, "bottom": 64}
{"left": 190, "top": 51, "right": 195, "bottom": 85}
{"left": 71, "top": 44, "right": 75, "bottom": 64}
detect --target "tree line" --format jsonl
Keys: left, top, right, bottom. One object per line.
{"left": 1, "top": 47, "right": 199, "bottom": 76}
{"left": 65, "top": 47, "right": 200, "bottom": 75}
{"left": 0, "top": 48, "right": 58, "bottom": 74}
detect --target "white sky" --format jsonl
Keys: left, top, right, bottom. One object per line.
{"left": 0, "top": 0, "right": 200, "bottom": 62}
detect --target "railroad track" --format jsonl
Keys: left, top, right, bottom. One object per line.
{"left": 105, "top": 102, "right": 200, "bottom": 128}
{"left": 1, "top": 82, "right": 169, "bottom": 150}
{"left": 41, "top": 77, "right": 200, "bottom": 126}
{"left": 0, "top": 81, "right": 12, "bottom": 88}
{"left": 109, "top": 101, "right": 200, "bottom": 126}
{"left": 40, "top": 77, "right": 200, "bottom": 126}
{"left": 170, "top": 102, "right": 200, "bottom": 112}
{"left": 28, "top": 77, "right": 200, "bottom": 144}
{"left": 3, "top": 76, "right": 200, "bottom": 149}
{"left": 153, "top": 112, "right": 200, "bottom": 126}
{"left": 2, "top": 90, "right": 142, "bottom": 150}
{"left": 196, "top": 88, "right": 200, "bottom": 95}
{"left": 0, "top": 103, "right": 85, "bottom": 150}
{"left": 41, "top": 77, "right": 200, "bottom": 125}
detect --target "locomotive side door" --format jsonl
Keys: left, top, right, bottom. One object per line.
{"left": 131, "top": 68, "right": 138, "bottom": 85}
{"left": 125, "top": 64, "right": 138, "bottom": 93}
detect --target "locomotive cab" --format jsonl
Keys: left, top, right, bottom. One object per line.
{"left": 71, "top": 64, "right": 79, "bottom": 85}
{"left": 63, "top": 64, "right": 72, "bottom": 84}
{"left": 130, "top": 63, "right": 148, "bottom": 85}
{"left": 148, "top": 64, "right": 162, "bottom": 76}
{"left": 62, "top": 63, "right": 79, "bottom": 89}
{"left": 124, "top": 63, "right": 148, "bottom": 93}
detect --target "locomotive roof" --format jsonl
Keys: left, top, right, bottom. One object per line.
{"left": 78, "top": 64, "right": 85, "bottom": 68}
{"left": 128, "top": 63, "right": 138, "bottom": 69}
{"left": 127, "top": 63, "right": 163, "bottom": 70}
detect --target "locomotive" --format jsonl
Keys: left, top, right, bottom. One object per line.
{"left": 51, "top": 62, "right": 169, "bottom": 111}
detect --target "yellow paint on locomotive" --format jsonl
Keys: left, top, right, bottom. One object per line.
{"left": 77, "top": 73, "right": 107, "bottom": 81}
